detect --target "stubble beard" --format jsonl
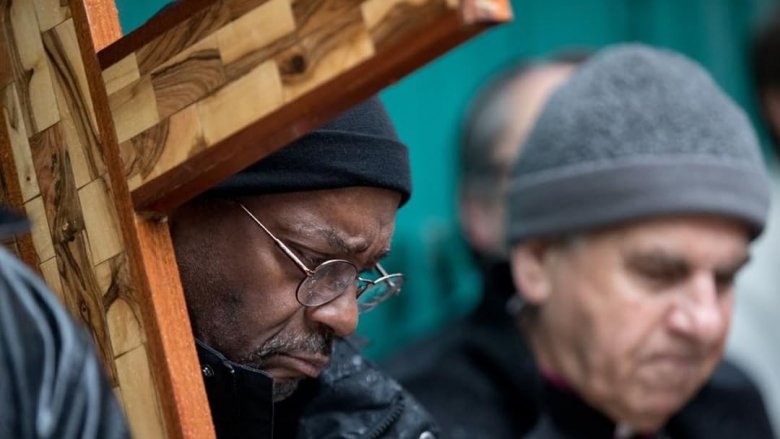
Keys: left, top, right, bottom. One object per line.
{"left": 237, "top": 330, "right": 334, "bottom": 402}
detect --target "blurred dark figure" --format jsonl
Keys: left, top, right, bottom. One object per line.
{"left": 727, "top": 8, "right": 780, "bottom": 436}
{"left": 0, "top": 205, "right": 130, "bottom": 439}
{"left": 507, "top": 44, "right": 774, "bottom": 438}
{"left": 383, "top": 58, "right": 579, "bottom": 438}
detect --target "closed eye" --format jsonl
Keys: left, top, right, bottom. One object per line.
{"left": 625, "top": 252, "right": 690, "bottom": 289}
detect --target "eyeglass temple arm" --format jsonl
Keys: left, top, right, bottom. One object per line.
{"left": 237, "top": 203, "right": 313, "bottom": 275}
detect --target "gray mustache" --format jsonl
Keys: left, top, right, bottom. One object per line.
{"left": 240, "top": 332, "right": 334, "bottom": 368}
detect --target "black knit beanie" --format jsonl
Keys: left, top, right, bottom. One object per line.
{"left": 507, "top": 44, "right": 771, "bottom": 244}
{"left": 207, "top": 96, "right": 412, "bottom": 205}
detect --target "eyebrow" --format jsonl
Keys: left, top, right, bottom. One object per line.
{"left": 715, "top": 254, "right": 751, "bottom": 277}
{"left": 625, "top": 251, "right": 690, "bottom": 278}
{"left": 624, "top": 250, "right": 751, "bottom": 279}
{"left": 295, "top": 223, "right": 391, "bottom": 266}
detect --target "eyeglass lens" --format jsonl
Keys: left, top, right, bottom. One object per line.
{"left": 296, "top": 261, "right": 403, "bottom": 312}
{"left": 357, "top": 274, "right": 404, "bottom": 312}
{"left": 297, "top": 260, "right": 357, "bottom": 307}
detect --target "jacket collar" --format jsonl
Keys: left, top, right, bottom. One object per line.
{"left": 196, "top": 340, "right": 276, "bottom": 438}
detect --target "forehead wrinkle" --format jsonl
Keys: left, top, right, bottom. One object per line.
{"left": 294, "top": 223, "right": 370, "bottom": 255}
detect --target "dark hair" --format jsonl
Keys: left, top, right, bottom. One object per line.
{"left": 458, "top": 51, "right": 590, "bottom": 203}
{"left": 753, "top": 8, "right": 780, "bottom": 156}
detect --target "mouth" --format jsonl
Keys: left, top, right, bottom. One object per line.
{"left": 264, "top": 353, "right": 330, "bottom": 379}
{"left": 639, "top": 353, "right": 702, "bottom": 385}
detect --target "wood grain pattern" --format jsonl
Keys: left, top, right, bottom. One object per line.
{"left": 216, "top": 0, "right": 295, "bottom": 66}
{"left": 131, "top": 217, "right": 215, "bottom": 439}
{"left": 101, "top": 0, "right": 508, "bottom": 212}
{"left": 102, "top": 53, "right": 140, "bottom": 95}
{"left": 2, "top": 84, "right": 40, "bottom": 201}
{"left": 78, "top": 175, "right": 123, "bottom": 265}
{"left": 123, "top": 104, "right": 205, "bottom": 191}
{"left": 115, "top": 344, "right": 167, "bottom": 439}
{"left": 8, "top": 0, "right": 60, "bottom": 134}
{"left": 3, "top": 1, "right": 209, "bottom": 438}
{"left": 68, "top": 1, "right": 216, "bottom": 436}
{"left": 46, "top": 20, "right": 99, "bottom": 142}
{"left": 23, "top": 195, "right": 54, "bottom": 263}
{"left": 136, "top": 1, "right": 230, "bottom": 76}
{"left": 107, "top": 298, "right": 144, "bottom": 357}
{"left": 101, "top": 252, "right": 145, "bottom": 356}
{"left": 0, "top": 78, "right": 37, "bottom": 269}
{"left": 0, "top": 24, "right": 12, "bottom": 88}
{"left": 109, "top": 75, "right": 159, "bottom": 143}
{"left": 225, "top": 0, "right": 272, "bottom": 19}
{"left": 198, "top": 59, "right": 283, "bottom": 145}
{"left": 28, "top": 120, "right": 118, "bottom": 384}
{"left": 33, "top": 0, "right": 70, "bottom": 32}
{"left": 97, "top": 0, "right": 217, "bottom": 69}
{"left": 45, "top": 18, "right": 105, "bottom": 185}
{"left": 82, "top": 0, "right": 122, "bottom": 51}
{"left": 2, "top": 0, "right": 510, "bottom": 437}
{"left": 276, "top": 24, "right": 374, "bottom": 101}
{"left": 151, "top": 35, "right": 226, "bottom": 120}
{"left": 39, "top": 254, "right": 65, "bottom": 301}
{"left": 363, "top": 0, "right": 448, "bottom": 50}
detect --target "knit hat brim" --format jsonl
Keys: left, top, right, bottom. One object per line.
{"left": 206, "top": 96, "right": 412, "bottom": 206}
{"left": 508, "top": 157, "right": 771, "bottom": 243}
{"left": 206, "top": 130, "right": 411, "bottom": 205}
{"left": 506, "top": 44, "right": 771, "bottom": 244}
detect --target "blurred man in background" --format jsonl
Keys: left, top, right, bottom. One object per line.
{"left": 384, "top": 56, "right": 580, "bottom": 438}
{"left": 508, "top": 44, "right": 774, "bottom": 438}
{"left": 728, "top": 9, "right": 780, "bottom": 436}
{"left": 0, "top": 205, "right": 130, "bottom": 438}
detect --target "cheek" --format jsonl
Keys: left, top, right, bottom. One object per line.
{"left": 563, "top": 274, "right": 665, "bottom": 395}
{"left": 212, "top": 246, "right": 307, "bottom": 357}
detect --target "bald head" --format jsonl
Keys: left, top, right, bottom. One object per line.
{"left": 459, "top": 62, "right": 577, "bottom": 259}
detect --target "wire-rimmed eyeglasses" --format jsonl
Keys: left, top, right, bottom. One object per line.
{"left": 237, "top": 202, "right": 403, "bottom": 313}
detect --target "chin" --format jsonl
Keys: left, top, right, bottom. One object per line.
{"left": 272, "top": 378, "right": 301, "bottom": 402}
{"left": 626, "top": 391, "right": 690, "bottom": 431}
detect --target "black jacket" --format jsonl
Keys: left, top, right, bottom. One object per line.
{"left": 0, "top": 247, "right": 130, "bottom": 439}
{"left": 197, "top": 337, "right": 439, "bottom": 439}
{"left": 384, "top": 261, "right": 776, "bottom": 439}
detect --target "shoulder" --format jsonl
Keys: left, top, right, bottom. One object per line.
{"left": 382, "top": 318, "right": 540, "bottom": 439}
{"left": 0, "top": 248, "right": 129, "bottom": 439}
{"left": 298, "top": 338, "right": 439, "bottom": 439}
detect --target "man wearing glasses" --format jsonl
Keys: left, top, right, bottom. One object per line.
{"left": 169, "top": 97, "right": 437, "bottom": 438}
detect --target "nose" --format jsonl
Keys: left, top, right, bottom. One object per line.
{"left": 668, "top": 275, "right": 729, "bottom": 345}
{"left": 305, "top": 289, "right": 359, "bottom": 337}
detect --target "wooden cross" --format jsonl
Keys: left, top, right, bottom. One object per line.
{"left": 0, "top": 0, "right": 510, "bottom": 437}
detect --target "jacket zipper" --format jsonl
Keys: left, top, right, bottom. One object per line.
{"left": 364, "top": 395, "right": 404, "bottom": 439}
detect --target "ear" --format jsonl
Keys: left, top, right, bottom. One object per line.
{"left": 765, "top": 88, "right": 780, "bottom": 137}
{"left": 459, "top": 196, "right": 496, "bottom": 253}
{"left": 510, "top": 241, "right": 554, "bottom": 305}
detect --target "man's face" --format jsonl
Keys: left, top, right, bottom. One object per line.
{"left": 461, "top": 63, "right": 575, "bottom": 258}
{"left": 172, "top": 186, "right": 400, "bottom": 400}
{"left": 512, "top": 215, "right": 750, "bottom": 431}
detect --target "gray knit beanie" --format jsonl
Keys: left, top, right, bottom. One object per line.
{"left": 506, "top": 44, "right": 771, "bottom": 244}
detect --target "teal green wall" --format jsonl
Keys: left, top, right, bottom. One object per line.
{"left": 116, "top": 0, "right": 779, "bottom": 359}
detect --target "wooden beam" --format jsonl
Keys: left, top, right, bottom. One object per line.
{"left": 99, "top": 0, "right": 511, "bottom": 212}
{"left": 83, "top": 0, "right": 122, "bottom": 51}
{"left": 69, "top": 1, "right": 216, "bottom": 437}
{"left": 0, "top": 83, "right": 38, "bottom": 269}
{"left": 1, "top": 1, "right": 214, "bottom": 437}
{"left": 3, "top": 0, "right": 511, "bottom": 437}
